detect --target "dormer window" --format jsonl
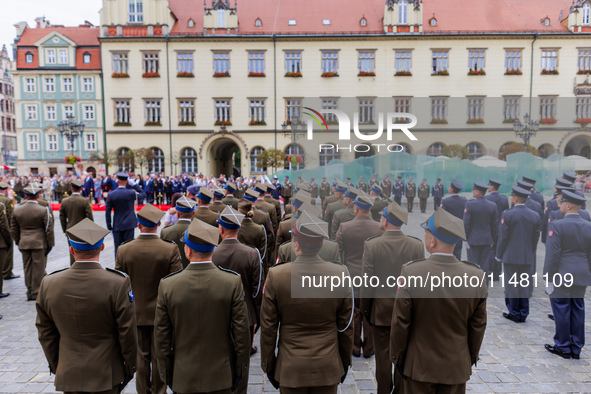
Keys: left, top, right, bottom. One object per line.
{"left": 542, "top": 17, "right": 550, "bottom": 26}
{"left": 128, "top": 0, "right": 144, "bottom": 23}
{"left": 25, "top": 52, "right": 34, "bottom": 64}
{"left": 217, "top": 8, "right": 226, "bottom": 28}
{"left": 188, "top": 19, "right": 195, "bottom": 28}
{"left": 83, "top": 52, "right": 91, "bottom": 64}
{"left": 323, "top": 19, "right": 330, "bottom": 25}
{"left": 289, "top": 19, "right": 296, "bottom": 26}
{"left": 399, "top": 0, "right": 408, "bottom": 24}
{"left": 255, "top": 18, "right": 262, "bottom": 27}
{"left": 360, "top": 17, "right": 367, "bottom": 27}
{"left": 584, "top": 4, "right": 590, "bottom": 25}
{"left": 429, "top": 17, "right": 437, "bottom": 26}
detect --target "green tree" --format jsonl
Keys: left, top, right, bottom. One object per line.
{"left": 499, "top": 142, "right": 539, "bottom": 160}
{"left": 88, "top": 150, "right": 118, "bottom": 174}
{"left": 132, "top": 148, "right": 156, "bottom": 176}
{"left": 257, "top": 148, "right": 286, "bottom": 173}
{"left": 441, "top": 144, "right": 470, "bottom": 159}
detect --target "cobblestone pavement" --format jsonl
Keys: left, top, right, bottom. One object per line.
{"left": 0, "top": 202, "right": 590, "bottom": 393}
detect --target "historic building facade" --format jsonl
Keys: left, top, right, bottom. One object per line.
{"left": 13, "top": 18, "right": 103, "bottom": 176}
{"left": 98, "top": 0, "right": 591, "bottom": 177}
{"left": 0, "top": 45, "right": 17, "bottom": 170}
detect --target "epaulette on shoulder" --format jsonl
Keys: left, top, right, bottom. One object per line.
{"left": 279, "top": 240, "right": 292, "bottom": 247}
{"left": 106, "top": 267, "right": 128, "bottom": 277}
{"left": 119, "top": 238, "right": 135, "bottom": 247}
{"left": 461, "top": 260, "right": 482, "bottom": 270}
{"left": 365, "top": 234, "right": 382, "bottom": 243}
{"left": 163, "top": 269, "right": 183, "bottom": 279}
{"left": 407, "top": 235, "right": 423, "bottom": 243}
{"left": 271, "top": 260, "right": 289, "bottom": 268}
{"left": 161, "top": 238, "right": 176, "bottom": 245}
{"left": 161, "top": 223, "right": 174, "bottom": 231}
{"left": 47, "top": 267, "right": 69, "bottom": 276}
{"left": 404, "top": 258, "right": 426, "bottom": 266}
{"left": 218, "top": 266, "right": 241, "bottom": 276}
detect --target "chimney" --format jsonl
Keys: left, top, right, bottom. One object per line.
{"left": 35, "top": 16, "right": 50, "bottom": 28}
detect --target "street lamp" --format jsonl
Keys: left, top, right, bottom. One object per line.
{"left": 513, "top": 113, "right": 539, "bottom": 153}
{"left": 58, "top": 115, "right": 85, "bottom": 173}
{"left": 281, "top": 118, "right": 307, "bottom": 171}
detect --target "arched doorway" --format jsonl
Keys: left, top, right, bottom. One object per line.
{"left": 355, "top": 146, "right": 375, "bottom": 159}
{"left": 565, "top": 136, "right": 591, "bottom": 158}
{"left": 538, "top": 143, "right": 555, "bottom": 158}
{"left": 209, "top": 138, "right": 241, "bottom": 177}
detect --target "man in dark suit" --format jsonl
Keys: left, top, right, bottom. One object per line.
{"left": 105, "top": 173, "right": 137, "bottom": 257}
{"left": 497, "top": 186, "right": 540, "bottom": 323}
{"left": 392, "top": 176, "right": 404, "bottom": 207}
{"left": 440, "top": 179, "right": 468, "bottom": 260}
{"left": 82, "top": 174, "right": 94, "bottom": 198}
{"left": 431, "top": 178, "right": 444, "bottom": 211}
{"left": 486, "top": 179, "right": 509, "bottom": 280}
{"left": 544, "top": 190, "right": 591, "bottom": 359}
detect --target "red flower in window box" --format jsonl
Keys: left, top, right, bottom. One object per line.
{"left": 434, "top": 70, "right": 449, "bottom": 76}
{"left": 63, "top": 155, "right": 82, "bottom": 165}
{"left": 114, "top": 121, "right": 131, "bottom": 127}
{"left": 249, "top": 120, "right": 267, "bottom": 126}
{"left": 214, "top": 72, "right": 230, "bottom": 77}
{"left": 575, "top": 118, "right": 591, "bottom": 125}
{"left": 112, "top": 73, "right": 129, "bottom": 78}
{"left": 358, "top": 71, "right": 376, "bottom": 77}
{"left": 503, "top": 118, "right": 519, "bottom": 124}
{"left": 285, "top": 119, "right": 292, "bottom": 125}
{"left": 394, "top": 117, "right": 411, "bottom": 124}
{"left": 431, "top": 118, "right": 448, "bottom": 124}
{"left": 178, "top": 121, "right": 196, "bottom": 126}
{"left": 145, "top": 121, "right": 162, "bottom": 126}
{"left": 321, "top": 72, "right": 339, "bottom": 77}
{"left": 248, "top": 72, "right": 266, "bottom": 77}
{"left": 287, "top": 155, "right": 303, "bottom": 165}
{"left": 577, "top": 70, "right": 591, "bottom": 75}
{"left": 541, "top": 69, "right": 559, "bottom": 75}
{"left": 142, "top": 72, "right": 160, "bottom": 78}
{"left": 468, "top": 70, "right": 486, "bottom": 76}
{"left": 395, "top": 71, "right": 412, "bottom": 76}
{"left": 215, "top": 120, "right": 232, "bottom": 126}
{"left": 505, "top": 70, "right": 522, "bottom": 75}
{"left": 177, "top": 72, "right": 194, "bottom": 78}
{"left": 285, "top": 72, "right": 302, "bottom": 77}
{"left": 539, "top": 117, "right": 557, "bottom": 124}
{"left": 467, "top": 118, "right": 484, "bottom": 124}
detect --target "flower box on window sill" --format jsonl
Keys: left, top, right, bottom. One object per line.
{"left": 249, "top": 120, "right": 267, "bottom": 126}
{"left": 214, "top": 72, "right": 230, "bottom": 78}
{"left": 178, "top": 121, "right": 196, "bottom": 126}
{"left": 145, "top": 121, "right": 162, "bottom": 126}
{"left": 114, "top": 121, "right": 131, "bottom": 127}
{"left": 394, "top": 118, "right": 412, "bottom": 124}
{"left": 503, "top": 118, "right": 519, "bottom": 124}
{"left": 395, "top": 71, "right": 412, "bottom": 76}
{"left": 575, "top": 118, "right": 591, "bottom": 125}
{"left": 505, "top": 70, "right": 522, "bottom": 75}
{"left": 321, "top": 72, "right": 339, "bottom": 78}
{"left": 112, "top": 73, "right": 129, "bottom": 78}
{"left": 142, "top": 72, "right": 160, "bottom": 78}
{"left": 287, "top": 154, "right": 304, "bottom": 165}
{"left": 467, "top": 118, "right": 484, "bottom": 124}
{"left": 177, "top": 72, "right": 194, "bottom": 78}
{"left": 248, "top": 72, "right": 266, "bottom": 77}
{"left": 63, "top": 155, "right": 82, "bottom": 165}
{"left": 215, "top": 120, "right": 232, "bottom": 126}
{"left": 432, "top": 70, "right": 449, "bottom": 76}
{"left": 468, "top": 70, "right": 486, "bottom": 76}
{"left": 539, "top": 118, "right": 557, "bottom": 124}
{"left": 431, "top": 118, "right": 448, "bottom": 124}
{"left": 577, "top": 70, "right": 591, "bottom": 75}
{"left": 541, "top": 69, "right": 559, "bottom": 75}
{"left": 358, "top": 71, "right": 376, "bottom": 77}
{"left": 285, "top": 72, "right": 302, "bottom": 77}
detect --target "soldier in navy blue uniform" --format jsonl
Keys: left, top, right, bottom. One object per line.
{"left": 542, "top": 178, "right": 573, "bottom": 244}
{"left": 105, "top": 173, "right": 137, "bottom": 257}
{"left": 548, "top": 187, "right": 591, "bottom": 224}
{"left": 486, "top": 179, "right": 509, "bottom": 280}
{"left": 463, "top": 182, "right": 498, "bottom": 277}
{"left": 544, "top": 190, "right": 591, "bottom": 359}
{"left": 431, "top": 178, "right": 444, "bottom": 211}
{"left": 440, "top": 179, "right": 468, "bottom": 260}
{"left": 522, "top": 176, "right": 544, "bottom": 208}
{"left": 517, "top": 180, "right": 543, "bottom": 220}
{"left": 497, "top": 186, "right": 540, "bottom": 323}
{"left": 563, "top": 172, "right": 586, "bottom": 209}
{"left": 392, "top": 176, "right": 404, "bottom": 206}
{"left": 145, "top": 177, "right": 154, "bottom": 204}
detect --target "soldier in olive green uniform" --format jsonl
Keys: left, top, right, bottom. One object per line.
{"left": 194, "top": 188, "right": 220, "bottom": 227}
{"left": 357, "top": 176, "right": 368, "bottom": 193}
{"left": 14, "top": 178, "right": 24, "bottom": 202}
{"left": 0, "top": 201, "right": 13, "bottom": 299}
{"left": 276, "top": 190, "right": 309, "bottom": 251}
{"left": 210, "top": 188, "right": 227, "bottom": 213}
{"left": 11, "top": 184, "right": 54, "bottom": 301}
{"left": 244, "top": 189, "right": 275, "bottom": 271}
{"left": 405, "top": 177, "right": 417, "bottom": 212}
{"left": 281, "top": 176, "right": 293, "bottom": 205}
{"left": 322, "top": 181, "right": 338, "bottom": 213}
{"left": 0, "top": 182, "right": 17, "bottom": 280}
{"left": 59, "top": 179, "right": 94, "bottom": 265}
{"left": 254, "top": 183, "right": 278, "bottom": 233}
{"left": 319, "top": 177, "right": 331, "bottom": 206}
{"left": 36, "top": 219, "right": 137, "bottom": 394}
{"left": 116, "top": 204, "right": 181, "bottom": 394}
{"left": 418, "top": 178, "right": 430, "bottom": 213}
{"left": 222, "top": 182, "right": 240, "bottom": 209}
{"left": 161, "top": 196, "right": 195, "bottom": 268}
{"left": 390, "top": 209, "right": 488, "bottom": 394}
{"left": 154, "top": 219, "right": 251, "bottom": 394}
{"left": 261, "top": 213, "right": 354, "bottom": 394}
{"left": 331, "top": 187, "right": 361, "bottom": 241}
{"left": 369, "top": 184, "right": 390, "bottom": 222}
{"left": 324, "top": 181, "right": 348, "bottom": 237}
{"left": 263, "top": 182, "right": 281, "bottom": 224}
{"left": 361, "top": 202, "right": 424, "bottom": 394}
{"left": 237, "top": 200, "right": 267, "bottom": 268}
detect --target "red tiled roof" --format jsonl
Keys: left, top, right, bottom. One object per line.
{"left": 17, "top": 26, "right": 100, "bottom": 47}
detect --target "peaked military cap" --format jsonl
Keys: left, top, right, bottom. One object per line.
{"left": 562, "top": 172, "right": 577, "bottom": 183}
{"left": 187, "top": 185, "right": 200, "bottom": 196}
{"left": 555, "top": 178, "right": 573, "bottom": 188}
{"left": 510, "top": 186, "right": 530, "bottom": 198}
{"left": 293, "top": 211, "right": 329, "bottom": 244}
{"left": 344, "top": 186, "right": 361, "bottom": 200}
{"left": 176, "top": 195, "right": 196, "bottom": 212}
{"left": 197, "top": 188, "right": 213, "bottom": 203}
{"left": 293, "top": 190, "right": 312, "bottom": 208}
{"left": 296, "top": 201, "right": 322, "bottom": 219}
{"left": 451, "top": 179, "right": 463, "bottom": 190}
{"left": 225, "top": 182, "right": 237, "bottom": 193}
{"left": 213, "top": 187, "right": 225, "bottom": 198}
{"left": 382, "top": 201, "right": 408, "bottom": 226}
{"left": 265, "top": 182, "right": 276, "bottom": 191}
{"left": 561, "top": 190, "right": 586, "bottom": 206}
{"left": 254, "top": 183, "right": 268, "bottom": 194}
{"left": 354, "top": 193, "right": 374, "bottom": 210}
{"left": 184, "top": 219, "right": 220, "bottom": 252}
{"left": 243, "top": 189, "right": 259, "bottom": 202}
{"left": 67, "top": 218, "right": 110, "bottom": 250}
{"left": 0, "top": 182, "right": 9, "bottom": 190}
{"left": 370, "top": 184, "right": 383, "bottom": 194}
{"left": 522, "top": 176, "right": 537, "bottom": 184}
{"left": 137, "top": 203, "right": 165, "bottom": 227}
{"left": 335, "top": 180, "right": 348, "bottom": 192}
{"left": 23, "top": 183, "right": 42, "bottom": 196}
{"left": 218, "top": 206, "right": 245, "bottom": 229}
{"left": 421, "top": 208, "right": 467, "bottom": 244}
{"left": 71, "top": 179, "right": 83, "bottom": 188}
{"left": 116, "top": 172, "right": 129, "bottom": 181}
{"left": 473, "top": 182, "right": 488, "bottom": 194}
{"left": 488, "top": 178, "right": 502, "bottom": 188}
{"left": 295, "top": 182, "right": 311, "bottom": 193}
{"left": 516, "top": 180, "right": 534, "bottom": 191}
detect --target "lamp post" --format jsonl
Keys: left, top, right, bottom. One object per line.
{"left": 58, "top": 115, "right": 85, "bottom": 174}
{"left": 513, "top": 113, "right": 539, "bottom": 153}
{"left": 281, "top": 118, "right": 306, "bottom": 171}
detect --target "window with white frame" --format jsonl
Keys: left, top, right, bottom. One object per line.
{"left": 85, "top": 133, "right": 96, "bottom": 151}
{"left": 25, "top": 52, "right": 33, "bottom": 64}
{"left": 128, "top": 0, "right": 143, "bottom": 23}
{"left": 45, "top": 77, "right": 55, "bottom": 92}
{"left": 83, "top": 77, "right": 93, "bottom": 92}
{"left": 64, "top": 105, "right": 74, "bottom": 119}
{"left": 145, "top": 100, "right": 161, "bottom": 123}
{"left": 177, "top": 52, "right": 194, "bottom": 74}
{"left": 427, "top": 143, "right": 444, "bottom": 157}
{"left": 432, "top": 50, "right": 448, "bottom": 73}
{"left": 142, "top": 52, "right": 159, "bottom": 74}
{"left": 321, "top": 51, "right": 338, "bottom": 74}
{"left": 431, "top": 97, "right": 448, "bottom": 121}
{"left": 28, "top": 134, "right": 39, "bottom": 151}
{"left": 395, "top": 97, "right": 411, "bottom": 113}
{"left": 505, "top": 49, "right": 522, "bottom": 72}
{"left": 467, "top": 97, "right": 484, "bottom": 121}
{"left": 503, "top": 97, "right": 521, "bottom": 121}
{"left": 113, "top": 53, "right": 128, "bottom": 74}
{"left": 65, "top": 136, "right": 75, "bottom": 151}
{"left": 399, "top": 0, "right": 408, "bottom": 24}
{"left": 215, "top": 99, "right": 231, "bottom": 123}
{"left": 466, "top": 143, "right": 483, "bottom": 160}
{"left": 58, "top": 49, "right": 68, "bottom": 64}
{"left": 84, "top": 105, "right": 95, "bottom": 121}
{"left": 395, "top": 50, "right": 412, "bottom": 73}
{"left": 540, "top": 96, "right": 557, "bottom": 120}
{"left": 249, "top": 52, "right": 265, "bottom": 75}
{"left": 541, "top": 49, "right": 558, "bottom": 72}
{"left": 46, "top": 105, "right": 56, "bottom": 121}
{"left": 285, "top": 98, "right": 301, "bottom": 122}
{"left": 213, "top": 52, "right": 230, "bottom": 74}
{"left": 217, "top": 8, "right": 225, "bottom": 28}
{"left": 468, "top": 49, "right": 485, "bottom": 72}
{"left": 179, "top": 100, "right": 195, "bottom": 123}
{"left": 47, "top": 134, "right": 58, "bottom": 151}
{"left": 62, "top": 77, "right": 73, "bottom": 92}
{"left": 358, "top": 51, "right": 375, "bottom": 73}
{"left": 319, "top": 145, "right": 341, "bottom": 166}
{"left": 83, "top": 53, "right": 91, "bottom": 64}
{"left": 26, "top": 105, "right": 37, "bottom": 121}
{"left": 583, "top": 4, "right": 590, "bottom": 24}
{"left": 25, "top": 78, "right": 36, "bottom": 92}
{"left": 149, "top": 147, "right": 165, "bottom": 173}
{"left": 115, "top": 100, "right": 131, "bottom": 124}
{"left": 250, "top": 147, "right": 266, "bottom": 173}
{"left": 249, "top": 99, "right": 265, "bottom": 123}
{"left": 576, "top": 97, "right": 591, "bottom": 120}
{"left": 285, "top": 51, "right": 302, "bottom": 73}
{"left": 47, "top": 49, "right": 56, "bottom": 64}
{"left": 181, "top": 148, "right": 197, "bottom": 173}
{"left": 579, "top": 49, "right": 591, "bottom": 72}
{"left": 322, "top": 98, "right": 338, "bottom": 123}
{"left": 358, "top": 98, "right": 374, "bottom": 124}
